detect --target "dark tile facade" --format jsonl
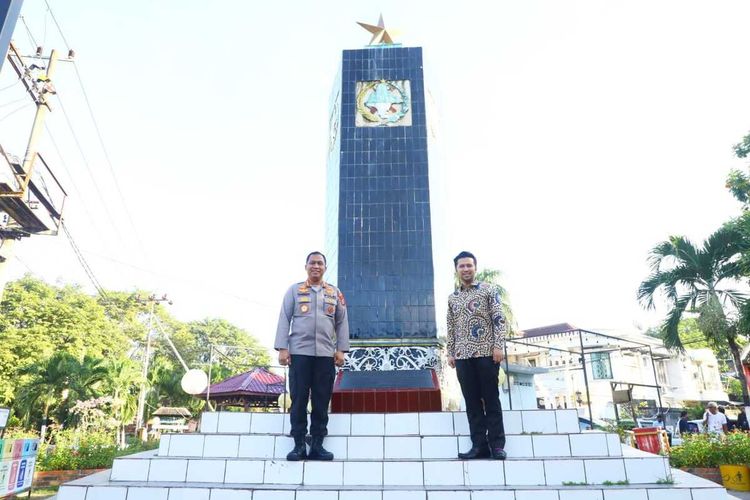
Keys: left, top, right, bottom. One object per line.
{"left": 328, "top": 46, "right": 436, "bottom": 341}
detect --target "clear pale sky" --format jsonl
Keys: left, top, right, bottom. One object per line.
{"left": 1, "top": 0, "right": 749, "bottom": 351}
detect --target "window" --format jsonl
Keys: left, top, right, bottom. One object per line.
{"left": 591, "top": 352, "right": 613, "bottom": 380}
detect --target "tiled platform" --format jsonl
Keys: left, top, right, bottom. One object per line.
{"left": 57, "top": 410, "right": 730, "bottom": 500}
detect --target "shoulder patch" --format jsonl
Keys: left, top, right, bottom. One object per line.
{"left": 338, "top": 291, "right": 346, "bottom": 306}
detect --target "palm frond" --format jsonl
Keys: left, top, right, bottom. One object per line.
{"left": 660, "top": 295, "right": 691, "bottom": 351}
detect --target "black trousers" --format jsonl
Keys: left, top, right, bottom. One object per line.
{"left": 456, "top": 356, "right": 506, "bottom": 449}
{"left": 289, "top": 354, "right": 335, "bottom": 438}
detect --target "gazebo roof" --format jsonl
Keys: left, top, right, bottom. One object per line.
{"left": 203, "top": 367, "right": 286, "bottom": 397}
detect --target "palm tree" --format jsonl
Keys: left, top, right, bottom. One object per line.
{"left": 15, "top": 352, "right": 78, "bottom": 442}
{"left": 474, "top": 268, "right": 518, "bottom": 338}
{"left": 105, "top": 358, "right": 143, "bottom": 447}
{"left": 637, "top": 226, "right": 749, "bottom": 404}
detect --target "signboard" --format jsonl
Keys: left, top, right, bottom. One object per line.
{"left": 0, "top": 408, "right": 9, "bottom": 430}
{"left": 0, "top": 439, "right": 38, "bottom": 498}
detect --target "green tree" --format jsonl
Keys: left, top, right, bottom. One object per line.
{"left": 474, "top": 269, "right": 518, "bottom": 337}
{"left": 637, "top": 227, "right": 749, "bottom": 404}
{"left": 103, "top": 358, "right": 143, "bottom": 447}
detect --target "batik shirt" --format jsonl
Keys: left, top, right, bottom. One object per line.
{"left": 447, "top": 281, "right": 506, "bottom": 359}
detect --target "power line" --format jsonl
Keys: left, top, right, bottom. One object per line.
{"left": 0, "top": 102, "right": 33, "bottom": 122}
{"left": 41, "top": 0, "right": 150, "bottom": 265}
{"left": 53, "top": 94, "right": 128, "bottom": 249}
{"left": 61, "top": 220, "right": 108, "bottom": 297}
{"left": 0, "top": 77, "right": 22, "bottom": 93}
{"left": 18, "top": 16, "right": 38, "bottom": 50}
{"left": 42, "top": 0, "right": 72, "bottom": 51}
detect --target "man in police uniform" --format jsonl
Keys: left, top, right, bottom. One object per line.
{"left": 275, "top": 251, "right": 349, "bottom": 461}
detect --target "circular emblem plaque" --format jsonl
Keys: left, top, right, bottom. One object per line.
{"left": 356, "top": 80, "right": 410, "bottom": 125}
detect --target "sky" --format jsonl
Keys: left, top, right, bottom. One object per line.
{"left": 1, "top": 0, "right": 750, "bottom": 354}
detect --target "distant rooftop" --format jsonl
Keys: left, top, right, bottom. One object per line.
{"left": 519, "top": 323, "right": 577, "bottom": 338}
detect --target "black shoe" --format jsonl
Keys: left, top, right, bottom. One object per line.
{"left": 286, "top": 437, "right": 307, "bottom": 461}
{"left": 490, "top": 446, "right": 507, "bottom": 460}
{"left": 458, "top": 445, "right": 490, "bottom": 459}
{"left": 308, "top": 436, "right": 334, "bottom": 461}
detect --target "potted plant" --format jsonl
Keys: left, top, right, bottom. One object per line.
{"left": 719, "top": 432, "right": 750, "bottom": 492}
{"left": 669, "top": 433, "right": 723, "bottom": 484}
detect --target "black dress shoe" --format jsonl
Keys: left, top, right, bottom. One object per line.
{"left": 458, "top": 446, "right": 490, "bottom": 459}
{"left": 490, "top": 447, "right": 507, "bottom": 460}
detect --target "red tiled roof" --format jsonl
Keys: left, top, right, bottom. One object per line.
{"left": 520, "top": 322, "right": 577, "bottom": 338}
{"left": 203, "top": 367, "right": 286, "bottom": 396}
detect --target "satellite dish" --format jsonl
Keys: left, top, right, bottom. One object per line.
{"left": 181, "top": 369, "right": 209, "bottom": 395}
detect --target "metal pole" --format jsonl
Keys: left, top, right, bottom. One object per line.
{"left": 206, "top": 345, "right": 213, "bottom": 409}
{"left": 611, "top": 382, "right": 621, "bottom": 425}
{"left": 648, "top": 346, "right": 663, "bottom": 412}
{"left": 578, "top": 330, "right": 594, "bottom": 426}
{"left": 503, "top": 340, "right": 512, "bottom": 410}
{"left": 135, "top": 301, "right": 155, "bottom": 434}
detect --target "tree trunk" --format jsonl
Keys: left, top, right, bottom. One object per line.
{"left": 39, "top": 403, "right": 49, "bottom": 443}
{"left": 728, "top": 336, "right": 750, "bottom": 406}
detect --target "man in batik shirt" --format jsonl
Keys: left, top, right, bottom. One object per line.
{"left": 447, "top": 250, "right": 507, "bottom": 460}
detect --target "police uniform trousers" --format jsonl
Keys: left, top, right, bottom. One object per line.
{"left": 289, "top": 354, "right": 336, "bottom": 439}
{"left": 456, "top": 356, "right": 506, "bottom": 449}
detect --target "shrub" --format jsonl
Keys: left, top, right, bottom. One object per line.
{"left": 669, "top": 432, "right": 750, "bottom": 468}
{"left": 36, "top": 429, "right": 158, "bottom": 471}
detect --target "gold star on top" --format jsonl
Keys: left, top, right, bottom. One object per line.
{"left": 357, "top": 14, "right": 398, "bottom": 45}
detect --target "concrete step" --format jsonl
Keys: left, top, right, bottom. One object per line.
{"left": 110, "top": 452, "right": 673, "bottom": 487}
{"left": 57, "top": 468, "right": 728, "bottom": 500}
{"left": 159, "top": 432, "right": 623, "bottom": 460}
{"left": 199, "top": 410, "right": 581, "bottom": 437}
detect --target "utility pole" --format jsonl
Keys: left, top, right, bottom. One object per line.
{"left": 0, "top": 42, "right": 68, "bottom": 298}
{"left": 134, "top": 293, "right": 172, "bottom": 440}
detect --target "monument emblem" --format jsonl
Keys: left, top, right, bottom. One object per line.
{"left": 355, "top": 79, "right": 412, "bottom": 126}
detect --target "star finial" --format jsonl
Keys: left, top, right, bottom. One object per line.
{"left": 357, "top": 14, "right": 398, "bottom": 45}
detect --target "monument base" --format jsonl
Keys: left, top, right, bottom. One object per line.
{"left": 331, "top": 369, "right": 441, "bottom": 413}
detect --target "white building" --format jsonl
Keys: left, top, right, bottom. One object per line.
{"left": 508, "top": 323, "right": 727, "bottom": 422}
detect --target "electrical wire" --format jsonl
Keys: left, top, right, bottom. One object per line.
{"left": 0, "top": 77, "right": 22, "bottom": 93}
{"left": 42, "top": 0, "right": 149, "bottom": 265}
{"left": 54, "top": 95, "right": 128, "bottom": 249}
{"left": 19, "top": 16, "right": 39, "bottom": 50}
{"left": 0, "top": 102, "right": 33, "bottom": 122}
{"left": 0, "top": 96, "right": 28, "bottom": 109}
{"left": 40, "top": 0, "right": 149, "bottom": 265}
{"left": 61, "top": 220, "right": 108, "bottom": 298}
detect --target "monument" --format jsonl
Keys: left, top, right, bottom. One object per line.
{"left": 326, "top": 17, "right": 441, "bottom": 411}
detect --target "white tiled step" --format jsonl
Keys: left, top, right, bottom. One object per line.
{"left": 111, "top": 455, "right": 672, "bottom": 486}
{"left": 199, "top": 410, "right": 581, "bottom": 436}
{"left": 160, "top": 432, "right": 623, "bottom": 460}
{"left": 58, "top": 482, "right": 729, "bottom": 500}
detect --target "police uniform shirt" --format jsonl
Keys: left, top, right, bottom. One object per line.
{"left": 274, "top": 281, "right": 350, "bottom": 357}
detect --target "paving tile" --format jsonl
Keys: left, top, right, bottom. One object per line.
{"left": 224, "top": 459, "right": 263, "bottom": 484}
{"left": 584, "top": 458, "right": 626, "bottom": 484}
{"left": 201, "top": 413, "right": 219, "bottom": 433}
{"left": 111, "top": 458, "right": 150, "bottom": 481}
{"left": 385, "top": 413, "right": 420, "bottom": 435}
{"left": 420, "top": 412, "right": 454, "bottom": 435}
{"left": 503, "top": 411, "right": 523, "bottom": 434}
{"left": 253, "top": 492, "right": 295, "bottom": 500}
{"left": 428, "top": 492, "right": 470, "bottom": 500}
{"left": 217, "top": 413, "right": 251, "bottom": 434}
{"left": 382, "top": 491, "right": 425, "bottom": 500}
{"left": 505, "top": 435, "right": 533, "bottom": 458}
{"left": 297, "top": 492, "right": 339, "bottom": 500}
{"left": 421, "top": 436, "right": 458, "bottom": 459}
{"left": 504, "top": 459, "right": 546, "bottom": 486}
{"left": 453, "top": 412, "right": 470, "bottom": 435}
{"left": 351, "top": 414, "right": 385, "bottom": 435}
{"left": 327, "top": 414, "right": 352, "bottom": 435}
{"left": 56, "top": 487, "right": 87, "bottom": 500}
{"left": 532, "top": 435, "right": 571, "bottom": 457}
{"left": 463, "top": 460, "right": 504, "bottom": 486}
{"left": 514, "top": 491, "right": 559, "bottom": 500}
{"left": 543, "top": 459, "right": 585, "bottom": 485}
{"left": 385, "top": 436, "right": 421, "bottom": 459}
{"left": 644, "top": 490, "right": 692, "bottom": 500}
{"left": 470, "top": 492, "right": 515, "bottom": 500}
{"left": 383, "top": 461, "right": 423, "bottom": 486}
{"left": 251, "top": 413, "right": 284, "bottom": 434}
{"left": 127, "top": 487, "right": 170, "bottom": 500}
{"left": 239, "top": 435, "right": 275, "bottom": 459}
{"left": 559, "top": 491, "right": 601, "bottom": 500}
{"left": 348, "top": 436, "right": 384, "bottom": 459}
{"left": 149, "top": 459, "right": 188, "bottom": 482}
{"left": 186, "top": 459, "right": 225, "bottom": 483}
{"left": 602, "top": 490, "right": 647, "bottom": 500}
{"left": 423, "top": 460, "right": 464, "bottom": 486}
{"left": 522, "top": 410, "right": 557, "bottom": 434}
{"left": 340, "top": 491, "right": 382, "bottom": 500}
{"left": 303, "top": 461, "right": 343, "bottom": 486}
{"left": 624, "top": 458, "right": 670, "bottom": 484}
{"left": 569, "top": 434, "right": 608, "bottom": 457}
{"left": 170, "top": 435, "right": 206, "bottom": 458}
{"left": 264, "top": 460, "right": 303, "bottom": 484}
{"left": 159, "top": 435, "right": 171, "bottom": 456}
{"left": 555, "top": 409, "right": 580, "bottom": 434}
{"left": 86, "top": 487, "right": 127, "bottom": 500}
{"left": 204, "top": 435, "right": 239, "bottom": 458}
{"left": 343, "top": 461, "right": 383, "bottom": 486}
{"left": 209, "top": 490, "right": 253, "bottom": 500}
{"left": 167, "top": 488, "right": 211, "bottom": 500}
